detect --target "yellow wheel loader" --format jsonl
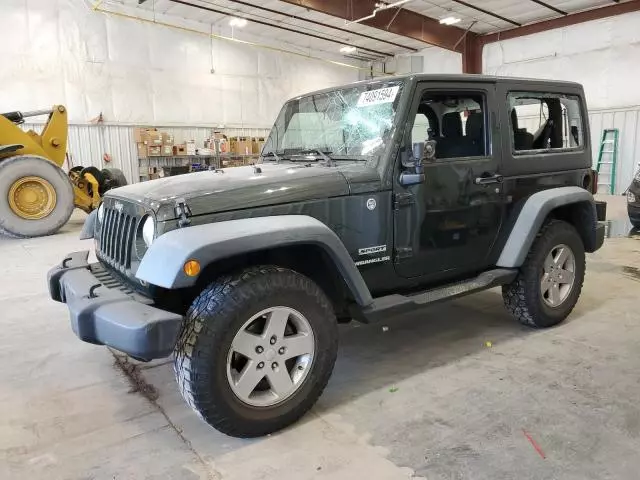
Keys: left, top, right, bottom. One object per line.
{"left": 0, "top": 106, "right": 127, "bottom": 238}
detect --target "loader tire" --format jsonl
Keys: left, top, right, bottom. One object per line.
{"left": 0, "top": 155, "right": 74, "bottom": 238}
{"left": 101, "top": 168, "right": 128, "bottom": 194}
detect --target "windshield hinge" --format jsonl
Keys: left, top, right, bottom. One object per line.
{"left": 393, "top": 192, "right": 414, "bottom": 209}
{"left": 174, "top": 198, "right": 192, "bottom": 228}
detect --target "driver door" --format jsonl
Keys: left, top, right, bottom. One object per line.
{"left": 393, "top": 82, "right": 504, "bottom": 280}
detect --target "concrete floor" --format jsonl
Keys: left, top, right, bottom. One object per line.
{"left": 1, "top": 195, "right": 639, "bottom": 480}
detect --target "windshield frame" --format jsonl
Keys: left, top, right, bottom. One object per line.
{"left": 261, "top": 78, "right": 411, "bottom": 177}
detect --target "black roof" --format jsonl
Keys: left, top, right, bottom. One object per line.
{"left": 290, "top": 73, "right": 582, "bottom": 101}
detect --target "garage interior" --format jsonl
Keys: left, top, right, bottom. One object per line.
{"left": 2, "top": 0, "right": 640, "bottom": 479}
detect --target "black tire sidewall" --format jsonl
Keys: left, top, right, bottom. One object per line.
{"left": 0, "top": 155, "right": 74, "bottom": 237}
{"left": 523, "top": 222, "right": 586, "bottom": 327}
{"left": 178, "top": 268, "right": 338, "bottom": 436}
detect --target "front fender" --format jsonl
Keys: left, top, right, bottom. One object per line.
{"left": 496, "top": 186, "right": 595, "bottom": 268}
{"left": 135, "top": 215, "right": 373, "bottom": 306}
{"left": 79, "top": 209, "right": 98, "bottom": 240}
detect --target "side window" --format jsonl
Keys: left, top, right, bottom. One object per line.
{"left": 508, "top": 92, "right": 583, "bottom": 152}
{"left": 411, "top": 91, "right": 487, "bottom": 160}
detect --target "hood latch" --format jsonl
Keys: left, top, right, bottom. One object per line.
{"left": 174, "top": 197, "right": 192, "bottom": 228}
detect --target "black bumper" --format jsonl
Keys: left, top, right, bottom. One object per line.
{"left": 628, "top": 203, "right": 640, "bottom": 224}
{"left": 48, "top": 251, "right": 183, "bottom": 360}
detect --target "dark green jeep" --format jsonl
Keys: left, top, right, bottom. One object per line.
{"left": 48, "top": 74, "right": 606, "bottom": 437}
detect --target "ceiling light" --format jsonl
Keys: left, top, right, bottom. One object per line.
{"left": 229, "top": 18, "right": 247, "bottom": 27}
{"left": 340, "top": 46, "right": 357, "bottom": 54}
{"left": 439, "top": 16, "right": 461, "bottom": 25}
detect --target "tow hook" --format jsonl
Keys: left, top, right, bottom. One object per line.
{"left": 174, "top": 198, "right": 192, "bottom": 228}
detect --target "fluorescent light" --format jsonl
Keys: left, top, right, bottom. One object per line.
{"left": 340, "top": 45, "right": 357, "bottom": 54}
{"left": 439, "top": 16, "right": 461, "bottom": 25}
{"left": 229, "top": 18, "right": 247, "bottom": 27}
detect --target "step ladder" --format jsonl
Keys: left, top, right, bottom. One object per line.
{"left": 596, "top": 128, "right": 619, "bottom": 194}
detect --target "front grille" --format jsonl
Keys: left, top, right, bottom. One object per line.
{"left": 98, "top": 201, "right": 139, "bottom": 271}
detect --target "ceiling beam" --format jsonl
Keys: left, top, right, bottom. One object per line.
{"left": 480, "top": 0, "right": 640, "bottom": 45}
{"left": 170, "top": 0, "right": 394, "bottom": 57}
{"left": 450, "top": 0, "right": 521, "bottom": 26}
{"left": 277, "top": 0, "right": 472, "bottom": 52}
{"left": 529, "top": 0, "right": 567, "bottom": 16}
{"left": 222, "top": 0, "right": 418, "bottom": 52}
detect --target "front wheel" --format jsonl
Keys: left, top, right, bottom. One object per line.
{"left": 502, "top": 220, "right": 586, "bottom": 328}
{"left": 174, "top": 266, "right": 338, "bottom": 438}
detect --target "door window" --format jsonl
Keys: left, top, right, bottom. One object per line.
{"left": 508, "top": 92, "right": 583, "bottom": 152}
{"left": 411, "top": 92, "right": 487, "bottom": 160}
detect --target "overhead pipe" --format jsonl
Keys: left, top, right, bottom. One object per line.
{"left": 219, "top": 0, "right": 417, "bottom": 52}
{"left": 345, "top": 0, "right": 414, "bottom": 26}
{"left": 170, "top": 0, "right": 394, "bottom": 57}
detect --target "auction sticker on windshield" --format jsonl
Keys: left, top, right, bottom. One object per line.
{"left": 357, "top": 86, "right": 400, "bottom": 107}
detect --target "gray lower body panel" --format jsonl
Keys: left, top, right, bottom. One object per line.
{"left": 48, "top": 251, "right": 183, "bottom": 360}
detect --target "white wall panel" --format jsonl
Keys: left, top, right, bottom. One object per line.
{"left": 1, "top": 0, "right": 359, "bottom": 127}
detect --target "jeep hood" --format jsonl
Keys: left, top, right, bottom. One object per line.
{"left": 108, "top": 162, "right": 378, "bottom": 221}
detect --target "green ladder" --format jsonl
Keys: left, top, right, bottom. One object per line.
{"left": 596, "top": 128, "right": 619, "bottom": 194}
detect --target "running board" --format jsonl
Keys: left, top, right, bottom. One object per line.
{"left": 357, "top": 268, "right": 518, "bottom": 323}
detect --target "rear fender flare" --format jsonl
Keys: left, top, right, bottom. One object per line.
{"left": 135, "top": 215, "right": 374, "bottom": 307}
{"left": 496, "top": 186, "right": 595, "bottom": 268}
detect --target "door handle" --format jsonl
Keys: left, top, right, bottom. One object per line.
{"left": 475, "top": 174, "right": 503, "bottom": 185}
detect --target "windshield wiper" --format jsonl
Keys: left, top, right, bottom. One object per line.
{"left": 260, "top": 151, "right": 282, "bottom": 163}
{"left": 292, "top": 149, "right": 335, "bottom": 166}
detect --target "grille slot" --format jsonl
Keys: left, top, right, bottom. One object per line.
{"left": 98, "top": 203, "right": 139, "bottom": 271}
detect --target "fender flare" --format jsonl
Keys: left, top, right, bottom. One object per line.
{"left": 79, "top": 209, "right": 97, "bottom": 240}
{"left": 136, "top": 215, "right": 374, "bottom": 306}
{"left": 496, "top": 186, "right": 595, "bottom": 268}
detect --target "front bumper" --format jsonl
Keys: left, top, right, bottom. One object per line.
{"left": 629, "top": 203, "right": 640, "bottom": 224}
{"left": 48, "top": 251, "right": 183, "bottom": 360}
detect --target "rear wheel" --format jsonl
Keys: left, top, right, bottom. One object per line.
{"left": 174, "top": 265, "right": 338, "bottom": 437}
{"left": 502, "top": 220, "right": 586, "bottom": 328}
{"left": 0, "top": 155, "right": 74, "bottom": 238}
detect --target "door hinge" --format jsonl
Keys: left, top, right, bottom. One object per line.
{"left": 394, "top": 192, "right": 414, "bottom": 209}
{"left": 395, "top": 247, "right": 413, "bottom": 260}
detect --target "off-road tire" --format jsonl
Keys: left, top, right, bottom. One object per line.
{"left": 631, "top": 218, "right": 640, "bottom": 229}
{"left": 502, "top": 220, "right": 586, "bottom": 328}
{"left": 0, "top": 155, "right": 74, "bottom": 238}
{"left": 174, "top": 265, "right": 338, "bottom": 438}
{"left": 100, "top": 168, "right": 128, "bottom": 195}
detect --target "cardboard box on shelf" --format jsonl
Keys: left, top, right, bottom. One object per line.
{"left": 173, "top": 144, "right": 187, "bottom": 156}
{"left": 136, "top": 142, "right": 148, "bottom": 158}
{"left": 230, "top": 136, "right": 252, "bottom": 155}
{"left": 147, "top": 131, "right": 163, "bottom": 146}
{"left": 252, "top": 137, "right": 266, "bottom": 154}
{"left": 134, "top": 127, "right": 157, "bottom": 143}
{"left": 162, "top": 133, "right": 174, "bottom": 146}
{"left": 161, "top": 145, "right": 173, "bottom": 155}
{"left": 148, "top": 145, "right": 162, "bottom": 156}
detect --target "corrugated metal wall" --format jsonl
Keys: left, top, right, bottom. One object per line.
{"left": 588, "top": 107, "right": 640, "bottom": 194}
{"left": 23, "top": 124, "right": 270, "bottom": 184}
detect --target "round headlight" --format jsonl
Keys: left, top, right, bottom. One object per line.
{"left": 142, "top": 215, "right": 155, "bottom": 247}
{"left": 97, "top": 203, "right": 105, "bottom": 223}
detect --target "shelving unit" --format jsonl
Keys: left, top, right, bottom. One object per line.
{"left": 138, "top": 153, "right": 261, "bottom": 182}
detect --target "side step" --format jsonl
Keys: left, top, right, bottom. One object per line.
{"left": 358, "top": 268, "right": 518, "bottom": 323}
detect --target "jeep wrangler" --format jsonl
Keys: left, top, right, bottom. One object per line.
{"left": 48, "top": 74, "right": 606, "bottom": 438}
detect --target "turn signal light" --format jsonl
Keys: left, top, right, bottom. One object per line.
{"left": 184, "top": 260, "right": 201, "bottom": 277}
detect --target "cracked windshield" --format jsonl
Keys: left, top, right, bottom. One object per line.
{"left": 262, "top": 80, "right": 405, "bottom": 163}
